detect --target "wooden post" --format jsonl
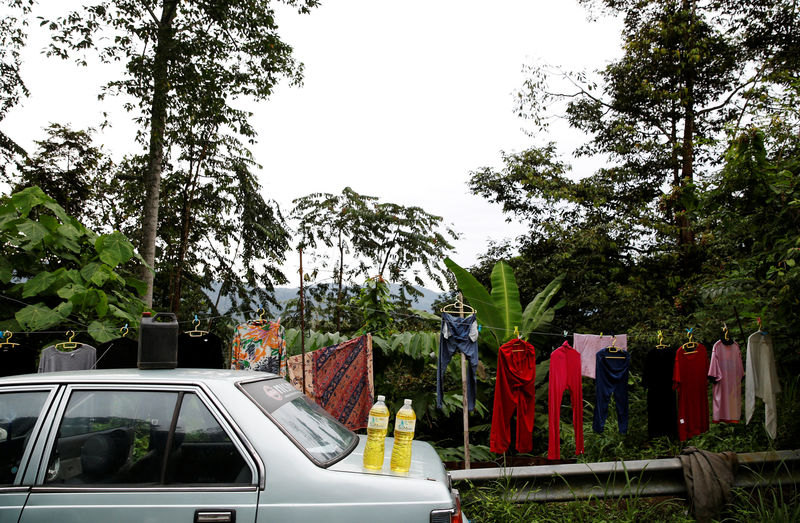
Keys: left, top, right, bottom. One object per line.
{"left": 299, "top": 248, "right": 307, "bottom": 395}
{"left": 458, "top": 292, "right": 471, "bottom": 470}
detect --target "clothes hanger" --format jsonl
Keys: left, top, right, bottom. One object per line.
{"left": 55, "top": 330, "right": 80, "bottom": 352}
{"left": 119, "top": 324, "right": 129, "bottom": 338}
{"left": 440, "top": 296, "right": 476, "bottom": 315}
{"left": 185, "top": 315, "right": 209, "bottom": 338}
{"left": 682, "top": 328, "right": 698, "bottom": 353}
{"left": 656, "top": 330, "right": 668, "bottom": 349}
{"left": 511, "top": 326, "right": 527, "bottom": 351}
{"left": 757, "top": 317, "right": 769, "bottom": 335}
{"left": 0, "top": 331, "right": 20, "bottom": 348}
{"left": 250, "top": 306, "right": 269, "bottom": 325}
{"left": 605, "top": 335, "right": 627, "bottom": 359}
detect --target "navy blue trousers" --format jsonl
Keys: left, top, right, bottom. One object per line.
{"left": 593, "top": 347, "right": 630, "bottom": 433}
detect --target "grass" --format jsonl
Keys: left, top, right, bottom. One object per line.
{"left": 461, "top": 478, "right": 800, "bottom": 522}
{"left": 461, "top": 477, "right": 693, "bottom": 522}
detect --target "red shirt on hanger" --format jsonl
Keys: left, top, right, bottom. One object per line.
{"left": 673, "top": 343, "right": 710, "bottom": 441}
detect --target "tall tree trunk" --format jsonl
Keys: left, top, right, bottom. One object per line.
{"left": 170, "top": 170, "right": 199, "bottom": 314}
{"left": 677, "top": 0, "right": 696, "bottom": 249}
{"left": 140, "top": 0, "right": 178, "bottom": 307}
{"left": 677, "top": 91, "right": 695, "bottom": 247}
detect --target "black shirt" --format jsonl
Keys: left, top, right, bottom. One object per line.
{"left": 0, "top": 342, "right": 38, "bottom": 377}
{"left": 95, "top": 337, "right": 139, "bottom": 369}
{"left": 177, "top": 332, "right": 225, "bottom": 369}
{"left": 642, "top": 346, "right": 679, "bottom": 439}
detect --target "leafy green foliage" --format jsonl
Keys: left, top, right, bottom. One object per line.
{"left": 8, "top": 124, "right": 115, "bottom": 227}
{"left": 444, "top": 257, "right": 565, "bottom": 350}
{"left": 42, "top": 0, "right": 315, "bottom": 307}
{"left": 0, "top": 0, "right": 31, "bottom": 170}
{"left": 293, "top": 186, "right": 459, "bottom": 320}
{"left": 0, "top": 186, "right": 146, "bottom": 342}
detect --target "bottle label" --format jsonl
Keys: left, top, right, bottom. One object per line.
{"left": 368, "top": 415, "right": 389, "bottom": 430}
{"left": 395, "top": 418, "right": 416, "bottom": 432}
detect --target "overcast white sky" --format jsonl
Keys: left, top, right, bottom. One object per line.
{"left": 2, "top": 0, "right": 622, "bottom": 290}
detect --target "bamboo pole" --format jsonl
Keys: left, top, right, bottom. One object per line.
{"left": 458, "top": 292, "right": 471, "bottom": 470}
{"left": 299, "top": 248, "right": 307, "bottom": 395}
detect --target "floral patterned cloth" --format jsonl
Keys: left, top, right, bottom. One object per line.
{"left": 286, "top": 351, "right": 315, "bottom": 400}
{"left": 230, "top": 320, "right": 286, "bottom": 376}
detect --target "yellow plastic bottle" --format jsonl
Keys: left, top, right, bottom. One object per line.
{"left": 390, "top": 398, "right": 416, "bottom": 473}
{"left": 363, "top": 395, "right": 390, "bottom": 470}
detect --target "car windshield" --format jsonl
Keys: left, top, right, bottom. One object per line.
{"left": 239, "top": 379, "right": 357, "bottom": 466}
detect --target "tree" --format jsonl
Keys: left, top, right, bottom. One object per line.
{"left": 46, "top": 0, "right": 319, "bottom": 306}
{"left": 0, "top": 0, "right": 32, "bottom": 170}
{"left": 467, "top": 0, "right": 800, "bottom": 352}
{"left": 0, "top": 186, "right": 147, "bottom": 342}
{"left": 293, "top": 187, "right": 459, "bottom": 329}
{"left": 10, "top": 124, "right": 114, "bottom": 227}
{"left": 507, "top": 0, "right": 787, "bottom": 267}
{"left": 292, "top": 187, "right": 378, "bottom": 331}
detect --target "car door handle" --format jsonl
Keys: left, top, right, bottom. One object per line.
{"left": 194, "top": 509, "right": 236, "bottom": 523}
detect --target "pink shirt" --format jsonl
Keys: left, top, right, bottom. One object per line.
{"left": 573, "top": 334, "right": 628, "bottom": 379}
{"left": 708, "top": 340, "right": 744, "bottom": 422}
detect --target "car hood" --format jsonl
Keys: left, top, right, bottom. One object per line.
{"left": 329, "top": 435, "right": 449, "bottom": 485}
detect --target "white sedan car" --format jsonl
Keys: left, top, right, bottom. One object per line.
{"left": 0, "top": 369, "right": 464, "bottom": 523}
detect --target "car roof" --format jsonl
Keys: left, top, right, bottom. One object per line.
{"left": 0, "top": 368, "right": 279, "bottom": 386}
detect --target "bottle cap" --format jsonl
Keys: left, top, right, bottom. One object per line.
{"left": 377, "top": 395, "right": 385, "bottom": 401}
{"left": 404, "top": 399, "right": 412, "bottom": 405}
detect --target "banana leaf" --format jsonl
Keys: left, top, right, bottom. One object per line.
{"left": 443, "top": 257, "right": 504, "bottom": 350}
{"left": 490, "top": 260, "right": 522, "bottom": 343}
{"left": 522, "top": 274, "right": 566, "bottom": 347}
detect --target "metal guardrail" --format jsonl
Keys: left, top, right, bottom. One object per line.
{"left": 449, "top": 450, "right": 800, "bottom": 502}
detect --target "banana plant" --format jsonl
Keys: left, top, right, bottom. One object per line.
{"left": 443, "top": 257, "right": 565, "bottom": 352}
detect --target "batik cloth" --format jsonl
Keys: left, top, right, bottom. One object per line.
{"left": 230, "top": 320, "right": 286, "bottom": 376}
{"left": 286, "top": 351, "right": 315, "bottom": 400}
{"left": 313, "top": 335, "right": 374, "bottom": 431}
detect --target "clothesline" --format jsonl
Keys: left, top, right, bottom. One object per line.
{"left": 0, "top": 290, "right": 764, "bottom": 345}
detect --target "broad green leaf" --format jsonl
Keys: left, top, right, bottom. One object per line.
{"left": 522, "top": 274, "right": 565, "bottom": 342}
{"left": 57, "top": 283, "right": 88, "bottom": 300}
{"left": 88, "top": 320, "right": 117, "bottom": 343}
{"left": 0, "top": 318, "right": 22, "bottom": 332}
{"left": 70, "top": 288, "right": 101, "bottom": 311}
{"left": 41, "top": 199, "right": 71, "bottom": 223}
{"left": 22, "top": 271, "right": 58, "bottom": 298}
{"left": 124, "top": 276, "right": 147, "bottom": 296}
{"left": 16, "top": 220, "right": 50, "bottom": 249}
{"left": 410, "top": 308, "right": 441, "bottom": 322}
{"left": 0, "top": 257, "right": 12, "bottom": 283}
{"left": 444, "top": 257, "right": 503, "bottom": 350}
{"left": 39, "top": 214, "right": 60, "bottom": 232}
{"left": 11, "top": 186, "right": 50, "bottom": 217}
{"left": 490, "top": 261, "right": 522, "bottom": 343}
{"left": 55, "top": 300, "right": 74, "bottom": 320}
{"left": 57, "top": 223, "right": 82, "bottom": 241}
{"left": 96, "top": 231, "right": 134, "bottom": 268}
{"left": 80, "top": 263, "right": 110, "bottom": 287}
{"left": 16, "top": 303, "right": 63, "bottom": 331}
{"left": 95, "top": 290, "right": 109, "bottom": 317}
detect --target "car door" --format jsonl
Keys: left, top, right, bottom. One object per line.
{"left": 19, "top": 384, "right": 259, "bottom": 523}
{"left": 0, "top": 386, "right": 57, "bottom": 523}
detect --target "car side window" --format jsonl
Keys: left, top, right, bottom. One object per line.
{"left": 0, "top": 391, "right": 49, "bottom": 485}
{"left": 45, "top": 390, "right": 180, "bottom": 485}
{"left": 166, "top": 393, "right": 252, "bottom": 485}
{"left": 45, "top": 389, "right": 252, "bottom": 486}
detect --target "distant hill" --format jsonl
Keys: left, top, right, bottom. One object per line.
{"left": 210, "top": 283, "right": 441, "bottom": 316}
